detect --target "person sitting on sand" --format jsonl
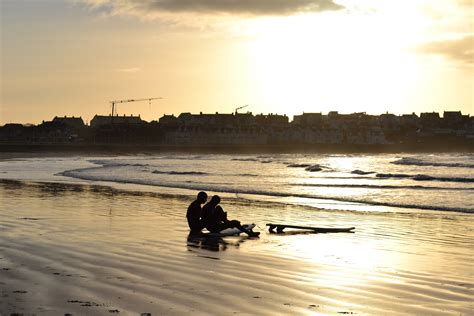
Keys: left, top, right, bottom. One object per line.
{"left": 201, "top": 195, "right": 260, "bottom": 237}
{"left": 186, "top": 191, "right": 208, "bottom": 232}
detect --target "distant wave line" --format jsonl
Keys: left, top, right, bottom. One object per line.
{"left": 392, "top": 157, "right": 474, "bottom": 169}
{"left": 291, "top": 183, "right": 473, "bottom": 191}
{"left": 152, "top": 170, "right": 208, "bottom": 175}
{"left": 60, "top": 169, "right": 474, "bottom": 214}
{"left": 86, "top": 159, "right": 474, "bottom": 183}
{"left": 376, "top": 173, "right": 474, "bottom": 183}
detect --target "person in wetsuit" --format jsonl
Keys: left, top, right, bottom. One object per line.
{"left": 201, "top": 195, "right": 260, "bottom": 237}
{"left": 186, "top": 191, "right": 208, "bottom": 232}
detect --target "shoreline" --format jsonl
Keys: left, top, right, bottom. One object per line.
{"left": 1, "top": 142, "right": 473, "bottom": 155}
{"left": 1, "top": 153, "right": 472, "bottom": 215}
{"left": 1, "top": 178, "right": 470, "bottom": 217}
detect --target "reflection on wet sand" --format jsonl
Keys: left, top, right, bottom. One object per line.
{"left": 268, "top": 229, "right": 351, "bottom": 236}
{"left": 0, "top": 179, "right": 473, "bottom": 315}
{"left": 186, "top": 232, "right": 247, "bottom": 252}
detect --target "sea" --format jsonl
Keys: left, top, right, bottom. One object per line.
{"left": 1, "top": 152, "right": 473, "bottom": 315}
{"left": 1, "top": 152, "right": 472, "bottom": 214}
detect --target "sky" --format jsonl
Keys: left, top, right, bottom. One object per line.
{"left": 1, "top": 0, "right": 473, "bottom": 124}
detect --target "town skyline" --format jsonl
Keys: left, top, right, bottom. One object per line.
{"left": 1, "top": 1, "right": 473, "bottom": 125}
{"left": 2, "top": 109, "right": 472, "bottom": 151}
{"left": 1, "top": 107, "right": 472, "bottom": 126}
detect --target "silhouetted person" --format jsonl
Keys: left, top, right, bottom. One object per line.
{"left": 186, "top": 191, "right": 208, "bottom": 232}
{"left": 201, "top": 195, "right": 259, "bottom": 237}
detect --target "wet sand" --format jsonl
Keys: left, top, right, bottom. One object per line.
{"left": 0, "top": 180, "right": 473, "bottom": 315}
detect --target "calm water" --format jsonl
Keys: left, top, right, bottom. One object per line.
{"left": 1, "top": 153, "right": 472, "bottom": 214}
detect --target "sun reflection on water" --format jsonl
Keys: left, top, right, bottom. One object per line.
{"left": 266, "top": 230, "right": 407, "bottom": 291}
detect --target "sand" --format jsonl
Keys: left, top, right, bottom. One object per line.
{"left": 0, "top": 180, "right": 473, "bottom": 315}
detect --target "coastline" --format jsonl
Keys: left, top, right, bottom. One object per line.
{"left": 1, "top": 142, "right": 473, "bottom": 156}
{"left": 1, "top": 180, "right": 473, "bottom": 315}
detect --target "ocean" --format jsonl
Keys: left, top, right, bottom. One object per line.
{"left": 1, "top": 152, "right": 473, "bottom": 314}
{"left": 1, "top": 152, "right": 472, "bottom": 214}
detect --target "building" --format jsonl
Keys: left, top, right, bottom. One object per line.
{"left": 443, "top": 111, "right": 469, "bottom": 128}
{"left": 420, "top": 112, "right": 440, "bottom": 128}
{"left": 52, "top": 116, "right": 85, "bottom": 129}
{"left": 292, "top": 113, "right": 323, "bottom": 127}
{"left": 160, "top": 112, "right": 271, "bottom": 145}
{"left": 90, "top": 115, "right": 145, "bottom": 128}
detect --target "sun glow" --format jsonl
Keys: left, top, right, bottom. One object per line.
{"left": 240, "top": 7, "right": 430, "bottom": 115}
{"left": 285, "top": 234, "right": 403, "bottom": 291}
{"left": 2, "top": 0, "right": 472, "bottom": 124}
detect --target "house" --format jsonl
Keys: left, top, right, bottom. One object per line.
{"left": 52, "top": 116, "right": 85, "bottom": 129}
{"left": 292, "top": 112, "right": 323, "bottom": 127}
{"left": 90, "top": 115, "right": 145, "bottom": 128}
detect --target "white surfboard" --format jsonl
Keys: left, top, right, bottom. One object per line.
{"left": 207, "top": 224, "right": 256, "bottom": 237}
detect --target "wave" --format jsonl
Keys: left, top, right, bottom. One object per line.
{"left": 152, "top": 170, "right": 208, "bottom": 176}
{"left": 89, "top": 159, "right": 149, "bottom": 168}
{"left": 305, "top": 164, "right": 323, "bottom": 172}
{"left": 60, "top": 169, "right": 473, "bottom": 214}
{"left": 158, "top": 155, "right": 205, "bottom": 160}
{"left": 351, "top": 170, "right": 375, "bottom": 175}
{"left": 313, "top": 176, "right": 377, "bottom": 180}
{"left": 392, "top": 157, "right": 474, "bottom": 169}
{"left": 231, "top": 158, "right": 258, "bottom": 162}
{"left": 376, "top": 173, "right": 474, "bottom": 183}
{"left": 87, "top": 160, "right": 265, "bottom": 178}
{"left": 286, "top": 163, "right": 328, "bottom": 172}
{"left": 376, "top": 173, "right": 411, "bottom": 179}
{"left": 287, "top": 163, "right": 311, "bottom": 168}
{"left": 291, "top": 183, "right": 472, "bottom": 191}
{"left": 231, "top": 157, "right": 273, "bottom": 163}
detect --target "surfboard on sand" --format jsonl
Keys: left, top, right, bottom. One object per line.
{"left": 205, "top": 224, "right": 256, "bottom": 237}
{"left": 266, "top": 223, "right": 355, "bottom": 233}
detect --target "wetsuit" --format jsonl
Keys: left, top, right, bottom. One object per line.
{"left": 201, "top": 203, "right": 240, "bottom": 233}
{"left": 186, "top": 200, "right": 204, "bottom": 232}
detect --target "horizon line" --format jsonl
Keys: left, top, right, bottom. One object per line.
{"left": 1, "top": 109, "right": 471, "bottom": 126}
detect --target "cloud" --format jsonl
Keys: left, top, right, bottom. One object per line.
{"left": 457, "top": 0, "right": 473, "bottom": 7}
{"left": 415, "top": 35, "right": 474, "bottom": 66}
{"left": 80, "top": 0, "right": 344, "bottom": 17}
{"left": 114, "top": 67, "right": 142, "bottom": 73}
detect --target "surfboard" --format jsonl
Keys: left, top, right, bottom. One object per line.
{"left": 206, "top": 224, "right": 256, "bottom": 237}
{"left": 266, "top": 223, "right": 355, "bottom": 233}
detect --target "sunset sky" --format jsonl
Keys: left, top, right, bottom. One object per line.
{"left": 1, "top": 0, "right": 473, "bottom": 124}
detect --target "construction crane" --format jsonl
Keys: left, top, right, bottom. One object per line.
{"left": 235, "top": 105, "right": 248, "bottom": 114}
{"left": 110, "top": 97, "right": 162, "bottom": 116}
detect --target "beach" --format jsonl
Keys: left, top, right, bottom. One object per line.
{"left": 3, "top": 0, "right": 473, "bottom": 313}
{"left": 0, "top": 153, "right": 473, "bottom": 315}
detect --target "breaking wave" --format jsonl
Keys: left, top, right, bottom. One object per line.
{"left": 89, "top": 160, "right": 148, "bottom": 168}
{"left": 287, "top": 163, "right": 312, "bottom": 168}
{"left": 392, "top": 157, "right": 474, "bottom": 169}
{"left": 152, "top": 170, "right": 208, "bottom": 176}
{"left": 231, "top": 157, "right": 273, "bottom": 163}
{"left": 305, "top": 165, "right": 323, "bottom": 172}
{"left": 231, "top": 158, "right": 259, "bottom": 162}
{"left": 291, "top": 183, "right": 472, "bottom": 191}
{"left": 286, "top": 163, "right": 329, "bottom": 172}
{"left": 60, "top": 168, "right": 473, "bottom": 214}
{"left": 351, "top": 170, "right": 375, "bottom": 175}
{"left": 376, "top": 173, "right": 411, "bottom": 179}
{"left": 376, "top": 173, "right": 474, "bottom": 183}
